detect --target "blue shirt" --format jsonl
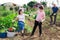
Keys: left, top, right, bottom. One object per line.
{"left": 52, "top": 7, "right": 58, "bottom": 13}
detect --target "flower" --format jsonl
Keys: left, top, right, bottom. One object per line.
{"left": 8, "top": 27, "right": 16, "bottom": 32}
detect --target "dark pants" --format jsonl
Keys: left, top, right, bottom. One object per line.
{"left": 50, "top": 13, "right": 57, "bottom": 24}
{"left": 31, "top": 20, "right": 42, "bottom": 36}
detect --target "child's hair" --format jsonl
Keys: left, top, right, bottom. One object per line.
{"left": 39, "top": 5, "right": 44, "bottom": 10}
{"left": 18, "top": 9, "right": 22, "bottom": 15}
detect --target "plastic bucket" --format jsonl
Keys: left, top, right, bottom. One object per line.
{"left": 7, "top": 32, "right": 16, "bottom": 37}
{"left": 0, "top": 33, "right": 7, "bottom": 38}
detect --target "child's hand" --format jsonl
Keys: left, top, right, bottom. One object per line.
{"left": 42, "top": 19, "right": 45, "bottom": 22}
{"left": 41, "top": 17, "right": 45, "bottom": 22}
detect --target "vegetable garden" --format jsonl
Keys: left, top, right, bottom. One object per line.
{"left": 0, "top": 1, "right": 60, "bottom": 40}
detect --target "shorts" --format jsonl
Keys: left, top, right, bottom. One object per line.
{"left": 18, "top": 21, "right": 24, "bottom": 32}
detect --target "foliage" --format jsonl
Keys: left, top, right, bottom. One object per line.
{"left": 0, "top": 10, "right": 33, "bottom": 33}
{"left": 0, "top": 13, "right": 18, "bottom": 33}
{"left": 45, "top": 8, "right": 50, "bottom": 16}
{"left": 0, "top": 6, "right": 6, "bottom": 11}
{"left": 1, "top": 4, "right": 4, "bottom": 6}
{"left": 41, "top": 2, "right": 47, "bottom": 7}
{"left": 23, "top": 4, "right": 27, "bottom": 8}
{"left": 14, "top": 7, "right": 19, "bottom": 11}
{"left": 0, "top": 4, "right": 34, "bottom": 33}
{"left": 10, "top": 7, "right": 13, "bottom": 10}
{"left": 0, "top": 10, "right": 13, "bottom": 17}
{"left": 25, "top": 22, "right": 32, "bottom": 33}
{"left": 27, "top": 1, "right": 37, "bottom": 8}
{"left": 24, "top": 11, "right": 30, "bottom": 14}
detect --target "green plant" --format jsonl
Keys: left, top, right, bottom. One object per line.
{"left": 23, "top": 4, "right": 27, "bottom": 8}
{"left": 45, "top": 8, "right": 50, "bottom": 16}
{"left": 0, "top": 10, "right": 13, "bottom": 17}
{"left": 14, "top": 7, "right": 19, "bottom": 11}
{"left": 0, "top": 6, "right": 6, "bottom": 11}
{"left": 24, "top": 11, "right": 30, "bottom": 14}
{"left": 10, "top": 7, "right": 13, "bottom": 10}
{"left": 41, "top": 2, "right": 47, "bottom": 7}
{"left": 0, "top": 13, "right": 17, "bottom": 33}
{"left": 27, "top": 1, "right": 37, "bottom": 8}
{"left": 25, "top": 24, "right": 32, "bottom": 33}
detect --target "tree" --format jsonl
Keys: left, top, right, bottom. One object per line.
{"left": 0, "top": 4, "right": 6, "bottom": 10}
{"left": 41, "top": 2, "right": 47, "bottom": 7}
{"left": 23, "top": 4, "right": 27, "bottom": 8}
{"left": 10, "top": 7, "right": 13, "bottom": 10}
{"left": 1, "top": 4, "right": 4, "bottom": 6}
{"left": 14, "top": 7, "right": 19, "bottom": 11}
{"left": 27, "top": 1, "right": 37, "bottom": 8}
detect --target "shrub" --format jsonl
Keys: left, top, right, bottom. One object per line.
{"left": 25, "top": 24, "right": 32, "bottom": 33}
{"left": 27, "top": 1, "right": 37, "bottom": 8}
{"left": 24, "top": 11, "right": 30, "bottom": 14}
{"left": 14, "top": 7, "right": 19, "bottom": 11}
{"left": 0, "top": 10, "right": 13, "bottom": 17}
{"left": 41, "top": 2, "right": 47, "bottom": 7}
{"left": 0, "top": 14, "right": 17, "bottom": 33}
{"left": 45, "top": 8, "right": 50, "bottom": 16}
{"left": 0, "top": 6, "right": 6, "bottom": 11}
{"left": 10, "top": 7, "right": 13, "bottom": 10}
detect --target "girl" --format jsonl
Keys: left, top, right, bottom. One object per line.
{"left": 12, "top": 9, "right": 25, "bottom": 36}
{"left": 30, "top": 5, "right": 45, "bottom": 37}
